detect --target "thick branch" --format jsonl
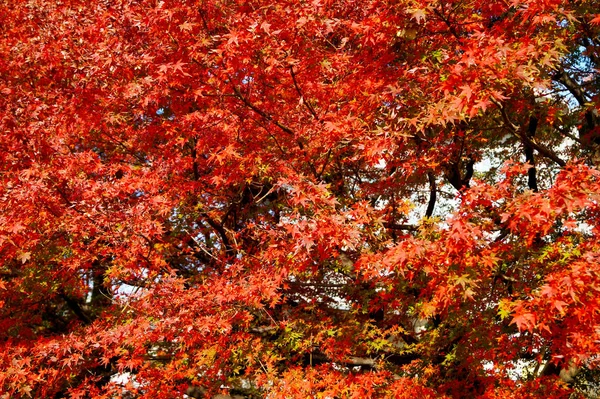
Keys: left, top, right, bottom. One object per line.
{"left": 59, "top": 292, "right": 92, "bottom": 325}
{"left": 552, "top": 69, "right": 598, "bottom": 144}
{"left": 446, "top": 157, "right": 474, "bottom": 191}
{"left": 553, "top": 69, "right": 588, "bottom": 106}
{"left": 200, "top": 212, "right": 234, "bottom": 255}
{"left": 493, "top": 99, "right": 566, "bottom": 167}
{"left": 464, "top": 157, "right": 474, "bottom": 186}
{"left": 525, "top": 116, "right": 539, "bottom": 192}
{"left": 383, "top": 223, "right": 417, "bottom": 231}
{"left": 524, "top": 135, "right": 566, "bottom": 167}
{"left": 425, "top": 171, "right": 436, "bottom": 217}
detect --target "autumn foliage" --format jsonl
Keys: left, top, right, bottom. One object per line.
{"left": 1, "top": 0, "right": 600, "bottom": 397}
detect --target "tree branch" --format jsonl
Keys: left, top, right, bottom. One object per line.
{"left": 553, "top": 69, "right": 589, "bottom": 106}
{"left": 289, "top": 66, "right": 319, "bottom": 120}
{"left": 425, "top": 171, "right": 436, "bottom": 217}
{"left": 383, "top": 223, "right": 417, "bottom": 231}
{"left": 232, "top": 85, "right": 320, "bottom": 176}
{"left": 552, "top": 68, "right": 598, "bottom": 144}
{"left": 59, "top": 291, "right": 92, "bottom": 325}
{"left": 200, "top": 212, "right": 234, "bottom": 255}
{"left": 525, "top": 116, "right": 539, "bottom": 192}
{"left": 492, "top": 99, "right": 567, "bottom": 167}
{"left": 446, "top": 157, "right": 474, "bottom": 191}
{"left": 232, "top": 86, "right": 296, "bottom": 138}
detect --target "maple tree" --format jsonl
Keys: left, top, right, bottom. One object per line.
{"left": 1, "top": 0, "right": 600, "bottom": 397}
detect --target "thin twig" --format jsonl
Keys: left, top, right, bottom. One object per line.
{"left": 289, "top": 66, "right": 319, "bottom": 120}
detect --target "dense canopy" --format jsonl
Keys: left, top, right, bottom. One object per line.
{"left": 1, "top": 0, "right": 600, "bottom": 397}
